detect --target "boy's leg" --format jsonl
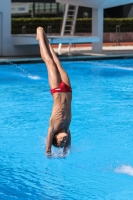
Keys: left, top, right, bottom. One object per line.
{"left": 43, "top": 31, "right": 71, "bottom": 87}
{"left": 36, "top": 27, "right": 61, "bottom": 89}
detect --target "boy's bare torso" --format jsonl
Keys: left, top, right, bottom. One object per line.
{"left": 50, "top": 92, "right": 72, "bottom": 133}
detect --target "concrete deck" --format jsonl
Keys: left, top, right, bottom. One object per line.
{"left": 0, "top": 45, "right": 133, "bottom": 64}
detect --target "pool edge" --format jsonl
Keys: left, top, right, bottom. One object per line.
{"left": 0, "top": 54, "right": 133, "bottom": 64}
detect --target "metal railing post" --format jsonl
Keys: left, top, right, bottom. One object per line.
{"left": 116, "top": 25, "right": 120, "bottom": 46}
{"left": 22, "top": 26, "right": 26, "bottom": 34}
{"left": 47, "top": 26, "right": 52, "bottom": 34}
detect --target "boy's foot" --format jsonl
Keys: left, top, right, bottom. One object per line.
{"left": 36, "top": 27, "right": 44, "bottom": 41}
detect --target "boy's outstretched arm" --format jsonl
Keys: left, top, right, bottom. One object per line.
{"left": 46, "top": 126, "right": 54, "bottom": 156}
{"left": 63, "top": 130, "right": 71, "bottom": 154}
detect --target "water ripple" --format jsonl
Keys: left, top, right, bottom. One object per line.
{"left": 115, "top": 165, "right": 133, "bottom": 176}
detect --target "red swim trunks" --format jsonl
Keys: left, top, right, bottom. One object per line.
{"left": 50, "top": 82, "right": 72, "bottom": 95}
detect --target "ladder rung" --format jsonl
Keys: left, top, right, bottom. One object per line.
{"left": 66, "top": 21, "right": 73, "bottom": 24}
{"left": 66, "top": 20, "right": 73, "bottom": 22}
{"left": 69, "top": 6, "right": 75, "bottom": 8}
{"left": 65, "top": 28, "right": 72, "bottom": 30}
{"left": 64, "top": 30, "right": 73, "bottom": 32}
{"left": 65, "top": 25, "right": 73, "bottom": 27}
{"left": 66, "top": 19, "right": 74, "bottom": 21}
{"left": 64, "top": 30, "right": 71, "bottom": 32}
{"left": 67, "top": 15, "right": 74, "bottom": 17}
{"left": 68, "top": 9, "right": 76, "bottom": 11}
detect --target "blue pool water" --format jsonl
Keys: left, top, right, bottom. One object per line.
{"left": 0, "top": 59, "right": 133, "bottom": 199}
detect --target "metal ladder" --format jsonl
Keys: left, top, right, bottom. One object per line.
{"left": 58, "top": 4, "right": 78, "bottom": 53}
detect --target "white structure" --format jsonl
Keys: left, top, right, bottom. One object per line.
{"left": 0, "top": 0, "right": 133, "bottom": 56}
{"left": 57, "top": 0, "right": 133, "bottom": 53}
{"left": 11, "top": 3, "right": 32, "bottom": 15}
{"left": 0, "top": 0, "right": 39, "bottom": 56}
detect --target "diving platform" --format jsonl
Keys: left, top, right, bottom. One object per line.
{"left": 12, "top": 35, "right": 99, "bottom": 45}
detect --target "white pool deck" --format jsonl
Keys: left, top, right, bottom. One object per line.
{"left": 0, "top": 45, "right": 133, "bottom": 64}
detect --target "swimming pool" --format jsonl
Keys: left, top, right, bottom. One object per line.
{"left": 0, "top": 59, "right": 133, "bottom": 199}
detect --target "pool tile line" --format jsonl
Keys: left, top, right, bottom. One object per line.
{"left": 1, "top": 54, "right": 133, "bottom": 64}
